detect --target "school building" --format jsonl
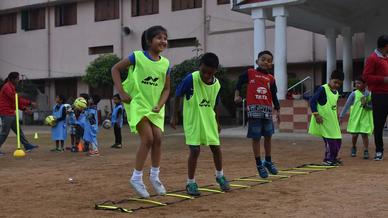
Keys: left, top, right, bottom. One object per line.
{"left": 0, "top": 0, "right": 385, "bottom": 127}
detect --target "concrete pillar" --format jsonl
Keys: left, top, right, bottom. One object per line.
{"left": 342, "top": 27, "right": 353, "bottom": 92}
{"left": 325, "top": 29, "right": 337, "bottom": 83}
{"left": 251, "top": 8, "right": 267, "bottom": 68}
{"left": 273, "top": 6, "right": 288, "bottom": 100}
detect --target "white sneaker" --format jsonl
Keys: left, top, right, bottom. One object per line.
{"left": 129, "top": 179, "right": 150, "bottom": 198}
{"left": 150, "top": 177, "right": 166, "bottom": 195}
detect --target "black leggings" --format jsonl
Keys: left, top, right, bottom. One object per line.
{"left": 114, "top": 124, "right": 122, "bottom": 144}
{"left": 372, "top": 93, "right": 388, "bottom": 153}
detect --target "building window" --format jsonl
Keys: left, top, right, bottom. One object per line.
{"left": 172, "top": 0, "right": 202, "bottom": 11}
{"left": 89, "top": 45, "right": 114, "bottom": 55}
{"left": 0, "top": 12, "right": 17, "bottom": 35}
{"left": 217, "top": 0, "right": 230, "bottom": 4}
{"left": 55, "top": 78, "right": 78, "bottom": 101}
{"left": 95, "top": 0, "right": 119, "bottom": 21}
{"left": 132, "top": 0, "right": 159, "bottom": 17}
{"left": 89, "top": 85, "right": 113, "bottom": 99}
{"left": 21, "top": 8, "right": 46, "bottom": 31}
{"left": 168, "top": 37, "right": 198, "bottom": 48}
{"left": 55, "top": 3, "right": 77, "bottom": 27}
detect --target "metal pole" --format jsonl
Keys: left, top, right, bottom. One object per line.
{"left": 242, "top": 98, "right": 246, "bottom": 128}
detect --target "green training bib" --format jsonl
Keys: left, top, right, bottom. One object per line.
{"left": 308, "top": 84, "right": 341, "bottom": 139}
{"left": 122, "top": 51, "right": 169, "bottom": 133}
{"left": 183, "top": 71, "right": 221, "bottom": 145}
{"left": 347, "top": 90, "right": 374, "bottom": 134}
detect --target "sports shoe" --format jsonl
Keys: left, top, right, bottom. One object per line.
{"left": 322, "top": 160, "right": 337, "bottom": 166}
{"left": 186, "top": 182, "right": 200, "bottom": 196}
{"left": 216, "top": 176, "right": 230, "bottom": 192}
{"left": 351, "top": 146, "right": 357, "bottom": 157}
{"left": 374, "top": 152, "right": 384, "bottom": 161}
{"left": 264, "top": 161, "right": 278, "bottom": 175}
{"left": 149, "top": 177, "right": 166, "bottom": 195}
{"left": 130, "top": 179, "right": 150, "bottom": 198}
{"left": 70, "top": 146, "right": 77, "bottom": 153}
{"left": 88, "top": 150, "right": 99, "bottom": 156}
{"left": 111, "top": 144, "right": 122, "bottom": 149}
{"left": 257, "top": 165, "right": 268, "bottom": 178}
{"left": 24, "top": 144, "right": 38, "bottom": 152}
{"left": 334, "top": 158, "right": 343, "bottom": 165}
{"left": 363, "top": 149, "right": 369, "bottom": 160}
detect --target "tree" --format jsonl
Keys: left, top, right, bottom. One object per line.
{"left": 170, "top": 55, "right": 236, "bottom": 117}
{"left": 83, "top": 54, "right": 126, "bottom": 88}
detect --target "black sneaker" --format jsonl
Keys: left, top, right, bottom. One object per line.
{"left": 186, "top": 182, "right": 201, "bottom": 196}
{"left": 334, "top": 158, "right": 343, "bottom": 165}
{"left": 216, "top": 176, "right": 230, "bottom": 192}
{"left": 264, "top": 161, "right": 278, "bottom": 175}
{"left": 71, "top": 147, "right": 77, "bottom": 153}
{"left": 322, "top": 160, "right": 338, "bottom": 166}
{"left": 374, "top": 152, "right": 384, "bottom": 161}
{"left": 111, "top": 144, "right": 122, "bottom": 149}
{"left": 24, "top": 144, "right": 39, "bottom": 152}
{"left": 351, "top": 146, "right": 357, "bottom": 157}
{"left": 363, "top": 150, "right": 369, "bottom": 160}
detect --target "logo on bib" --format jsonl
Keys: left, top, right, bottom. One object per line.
{"left": 199, "top": 99, "right": 211, "bottom": 107}
{"left": 142, "top": 76, "right": 159, "bottom": 86}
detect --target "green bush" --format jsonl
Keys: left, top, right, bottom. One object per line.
{"left": 170, "top": 56, "right": 236, "bottom": 117}
{"left": 83, "top": 54, "right": 126, "bottom": 88}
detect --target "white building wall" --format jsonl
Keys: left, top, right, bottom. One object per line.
{"left": 0, "top": 0, "right": 368, "bottom": 79}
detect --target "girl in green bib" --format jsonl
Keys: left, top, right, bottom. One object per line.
{"left": 111, "top": 26, "right": 170, "bottom": 198}
{"left": 171, "top": 53, "right": 230, "bottom": 196}
{"left": 309, "top": 70, "right": 344, "bottom": 166}
{"left": 340, "top": 77, "right": 373, "bottom": 159}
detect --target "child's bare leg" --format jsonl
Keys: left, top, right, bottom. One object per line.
{"left": 352, "top": 134, "right": 359, "bottom": 148}
{"left": 361, "top": 134, "right": 369, "bottom": 150}
{"left": 264, "top": 136, "right": 272, "bottom": 158}
{"left": 150, "top": 124, "right": 162, "bottom": 168}
{"left": 252, "top": 138, "right": 260, "bottom": 158}
{"left": 210, "top": 145, "right": 222, "bottom": 171}
{"left": 135, "top": 118, "right": 154, "bottom": 171}
{"left": 188, "top": 146, "right": 200, "bottom": 180}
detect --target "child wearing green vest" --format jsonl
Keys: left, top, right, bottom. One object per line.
{"left": 339, "top": 77, "right": 373, "bottom": 159}
{"left": 111, "top": 26, "right": 170, "bottom": 198}
{"left": 171, "top": 53, "right": 230, "bottom": 196}
{"left": 309, "top": 70, "right": 344, "bottom": 166}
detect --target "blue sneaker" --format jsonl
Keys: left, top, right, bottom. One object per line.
{"left": 351, "top": 146, "right": 357, "bottom": 157}
{"left": 264, "top": 161, "right": 278, "bottom": 175}
{"left": 216, "top": 176, "right": 230, "bottom": 192}
{"left": 186, "top": 182, "right": 201, "bottom": 196}
{"left": 257, "top": 165, "right": 268, "bottom": 178}
{"left": 24, "top": 144, "right": 39, "bottom": 152}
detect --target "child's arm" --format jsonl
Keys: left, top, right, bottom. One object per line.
{"left": 310, "top": 86, "right": 325, "bottom": 124}
{"left": 234, "top": 72, "right": 248, "bottom": 103}
{"left": 152, "top": 74, "right": 171, "bottom": 113}
{"left": 111, "top": 58, "right": 131, "bottom": 103}
{"left": 170, "top": 96, "right": 181, "bottom": 129}
{"left": 339, "top": 92, "right": 355, "bottom": 120}
{"left": 170, "top": 74, "right": 192, "bottom": 129}
{"left": 270, "top": 81, "right": 281, "bottom": 124}
{"left": 215, "top": 93, "right": 222, "bottom": 133}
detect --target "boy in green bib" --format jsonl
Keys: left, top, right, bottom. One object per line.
{"left": 340, "top": 77, "right": 373, "bottom": 159}
{"left": 309, "top": 70, "right": 344, "bottom": 166}
{"left": 112, "top": 26, "right": 170, "bottom": 198}
{"left": 171, "top": 53, "right": 230, "bottom": 196}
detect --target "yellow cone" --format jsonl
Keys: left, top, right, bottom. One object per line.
{"left": 13, "top": 149, "right": 25, "bottom": 158}
{"left": 34, "top": 132, "right": 39, "bottom": 139}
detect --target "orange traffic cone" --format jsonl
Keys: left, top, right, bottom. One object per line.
{"left": 77, "top": 142, "right": 84, "bottom": 152}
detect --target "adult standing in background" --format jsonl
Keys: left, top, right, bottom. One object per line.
{"left": 0, "top": 72, "right": 39, "bottom": 156}
{"left": 363, "top": 35, "right": 388, "bottom": 161}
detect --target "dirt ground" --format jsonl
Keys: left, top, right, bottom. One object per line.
{"left": 1, "top": 127, "right": 388, "bottom": 218}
